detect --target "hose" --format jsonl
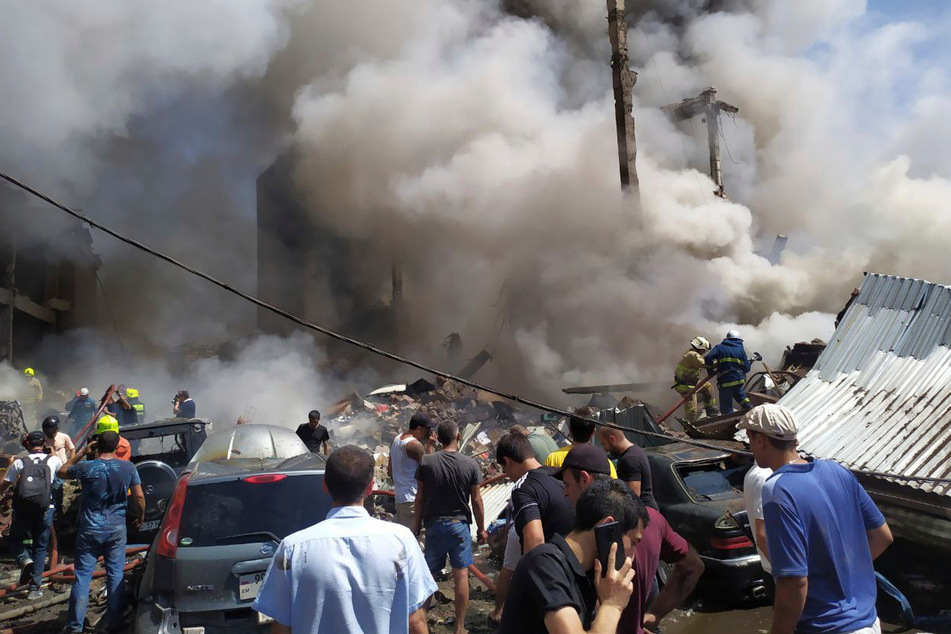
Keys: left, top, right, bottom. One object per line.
{"left": 0, "top": 546, "right": 148, "bottom": 597}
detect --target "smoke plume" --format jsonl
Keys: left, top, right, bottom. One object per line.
{"left": 2, "top": 0, "right": 951, "bottom": 417}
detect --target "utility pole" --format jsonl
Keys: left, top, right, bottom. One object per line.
{"left": 662, "top": 86, "right": 738, "bottom": 198}
{"left": 606, "top": 0, "right": 639, "bottom": 195}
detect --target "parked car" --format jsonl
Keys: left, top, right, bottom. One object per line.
{"left": 122, "top": 419, "right": 209, "bottom": 543}
{"left": 645, "top": 441, "right": 768, "bottom": 602}
{"left": 134, "top": 424, "right": 331, "bottom": 634}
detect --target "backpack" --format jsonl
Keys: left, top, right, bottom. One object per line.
{"left": 13, "top": 455, "right": 53, "bottom": 516}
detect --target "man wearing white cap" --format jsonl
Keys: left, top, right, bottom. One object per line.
{"left": 738, "top": 404, "right": 893, "bottom": 634}
{"left": 65, "top": 388, "right": 97, "bottom": 436}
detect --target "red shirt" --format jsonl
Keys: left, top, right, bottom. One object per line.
{"left": 618, "top": 507, "right": 690, "bottom": 634}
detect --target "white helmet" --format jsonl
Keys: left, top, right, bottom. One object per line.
{"left": 726, "top": 329, "right": 740, "bottom": 339}
{"left": 690, "top": 336, "right": 711, "bottom": 352}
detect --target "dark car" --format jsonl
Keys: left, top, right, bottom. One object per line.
{"left": 121, "top": 419, "right": 209, "bottom": 543}
{"left": 134, "top": 424, "right": 331, "bottom": 634}
{"left": 646, "top": 442, "right": 767, "bottom": 602}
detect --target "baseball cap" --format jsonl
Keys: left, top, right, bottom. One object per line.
{"left": 96, "top": 415, "right": 120, "bottom": 435}
{"left": 736, "top": 404, "right": 798, "bottom": 441}
{"left": 79, "top": 387, "right": 89, "bottom": 396}
{"left": 553, "top": 444, "right": 613, "bottom": 480}
{"left": 409, "top": 412, "right": 437, "bottom": 430}
{"left": 25, "top": 430, "right": 46, "bottom": 447}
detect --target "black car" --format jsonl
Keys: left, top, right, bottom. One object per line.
{"left": 135, "top": 424, "right": 331, "bottom": 634}
{"left": 122, "top": 419, "right": 209, "bottom": 543}
{"left": 646, "top": 442, "right": 767, "bottom": 602}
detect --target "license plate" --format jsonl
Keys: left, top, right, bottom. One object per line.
{"left": 257, "top": 612, "right": 274, "bottom": 625}
{"left": 139, "top": 519, "right": 161, "bottom": 531}
{"left": 239, "top": 572, "right": 266, "bottom": 601}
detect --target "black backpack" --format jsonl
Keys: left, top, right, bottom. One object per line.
{"left": 13, "top": 455, "right": 53, "bottom": 516}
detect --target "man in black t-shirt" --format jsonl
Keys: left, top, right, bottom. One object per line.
{"left": 490, "top": 432, "right": 575, "bottom": 623}
{"left": 295, "top": 410, "right": 330, "bottom": 456}
{"left": 499, "top": 479, "right": 642, "bottom": 634}
{"left": 597, "top": 427, "right": 659, "bottom": 510}
{"left": 414, "top": 420, "right": 486, "bottom": 634}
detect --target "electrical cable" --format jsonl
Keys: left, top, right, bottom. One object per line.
{"left": 3, "top": 170, "right": 950, "bottom": 486}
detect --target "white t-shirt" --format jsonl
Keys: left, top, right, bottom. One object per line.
{"left": 743, "top": 465, "right": 773, "bottom": 574}
{"left": 3, "top": 452, "right": 64, "bottom": 508}
{"left": 49, "top": 432, "right": 75, "bottom": 463}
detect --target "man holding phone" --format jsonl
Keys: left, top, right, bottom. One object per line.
{"left": 555, "top": 444, "right": 704, "bottom": 634}
{"left": 499, "top": 479, "right": 645, "bottom": 634}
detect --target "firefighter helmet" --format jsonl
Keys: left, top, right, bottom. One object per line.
{"left": 690, "top": 336, "right": 711, "bottom": 352}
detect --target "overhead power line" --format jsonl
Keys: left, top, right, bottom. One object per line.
{"left": 2, "top": 170, "right": 948, "bottom": 487}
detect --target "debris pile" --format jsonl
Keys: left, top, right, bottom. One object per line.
{"left": 325, "top": 377, "right": 564, "bottom": 489}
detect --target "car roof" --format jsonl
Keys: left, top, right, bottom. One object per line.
{"left": 188, "top": 423, "right": 312, "bottom": 465}
{"left": 646, "top": 441, "right": 733, "bottom": 464}
{"left": 186, "top": 451, "right": 327, "bottom": 482}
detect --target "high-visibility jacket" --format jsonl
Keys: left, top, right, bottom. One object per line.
{"left": 128, "top": 397, "right": 146, "bottom": 424}
{"left": 674, "top": 350, "right": 706, "bottom": 388}
{"left": 705, "top": 337, "right": 751, "bottom": 388}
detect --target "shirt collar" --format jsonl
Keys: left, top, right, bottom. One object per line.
{"left": 550, "top": 533, "right": 586, "bottom": 579}
{"left": 775, "top": 459, "right": 816, "bottom": 476}
{"left": 326, "top": 506, "right": 371, "bottom": 520}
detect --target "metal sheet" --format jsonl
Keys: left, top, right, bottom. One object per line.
{"left": 470, "top": 480, "right": 515, "bottom": 538}
{"left": 779, "top": 274, "right": 951, "bottom": 497}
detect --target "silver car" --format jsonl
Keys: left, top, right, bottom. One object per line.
{"left": 134, "top": 425, "right": 331, "bottom": 634}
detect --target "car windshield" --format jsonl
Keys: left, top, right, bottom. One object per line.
{"left": 676, "top": 460, "right": 748, "bottom": 501}
{"left": 129, "top": 434, "right": 190, "bottom": 468}
{"left": 178, "top": 473, "right": 331, "bottom": 547}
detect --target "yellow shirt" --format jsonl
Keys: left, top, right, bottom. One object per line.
{"left": 545, "top": 444, "right": 618, "bottom": 479}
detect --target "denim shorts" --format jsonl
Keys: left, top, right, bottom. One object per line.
{"left": 424, "top": 519, "right": 473, "bottom": 572}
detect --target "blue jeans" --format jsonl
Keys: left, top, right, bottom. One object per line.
{"left": 8, "top": 506, "right": 53, "bottom": 587}
{"left": 51, "top": 478, "right": 64, "bottom": 517}
{"left": 424, "top": 519, "right": 473, "bottom": 572}
{"left": 719, "top": 385, "right": 752, "bottom": 415}
{"left": 67, "top": 525, "right": 127, "bottom": 633}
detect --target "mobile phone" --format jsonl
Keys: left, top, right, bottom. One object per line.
{"left": 594, "top": 521, "right": 625, "bottom": 577}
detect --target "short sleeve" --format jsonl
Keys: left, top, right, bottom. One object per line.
{"left": 659, "top": 517, "right": 690, "bottom": 564}
{"left": 403, "top": 532, "right": 438, "bottom": 612}
{"left": 744, "top": 469, "right": 766, "bottom": 520}
{"left": 763, "top": 493, "right": 808, "bottom": 578}
{"left": 853, "top": 474, "right": 885, "bottom": 530}
{"left": 48, "top": 457, "right": 64, "bottom": 474}
{"left": 511, "top": 485, "right": 541, "bottom": 537}
{"left": 414, "top": 460, "right": 427, "bottom": 483}
{"left": 253, "top": 541, "right": 294, "bottom": 626}
{"left": 128, "top": 464, "right": 142, "bottom": 487}
{"left": 2, "top": 459, "right": 23, "bottom": 483}
{"left": 470, "top": 460, "right": 482, "bottom": 487}
{"left": 64, "top": 435, "right": 75, "bottom": 451}
{"left": 318, "top": 427, "right": 330, "bottom": 443}
{"left": 617, "top": 454, "right": 643, "bottom": 484}
{"left": 67, "top": 461, "right": 87, "bottom": 481}
{"left": 524, "top": 551, "right": 582, "bottom": 616}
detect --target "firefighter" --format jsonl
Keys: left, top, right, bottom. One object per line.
{"left": 705, "top": 330, "right": 752, "bottom": 415}
{"left": 125, "top": 388, "right": 146, "bottom": 424}
{"left": 22, "top": 368, "right": 43, "bottom": 423}
{"left": 673, "top": 337, "right": 718, "bottom": 423}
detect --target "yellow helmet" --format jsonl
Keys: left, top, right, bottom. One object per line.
{"left": 96, "top": 415, "right": 120, "bottom": 435}
{"left": 23, "top": 367, "right": 35, "bottom": 377}
{"left": 125, "top": 388, "right": 139, "bottom": 399}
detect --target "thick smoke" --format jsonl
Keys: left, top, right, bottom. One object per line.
{"left": 3, "top": 0, "right": 951, "bottom": 414}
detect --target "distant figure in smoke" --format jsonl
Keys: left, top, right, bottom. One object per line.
{"left": 106, "top": 387, "right": 137, "bottom": 428}
{"left": 296, "top": 410, "right": 330, "bottom": 456}
{"left": 835, "top": 287, "right": 861, "bottom": 328}
{"left": 173, "top": 390, "right": 196, "bottom": 418}
{"left": 65, "top": 388, "right": 97, "bottom": 436}
{"left": 705, "top": 330, "right": 752, "bottom": 415}
{"left": 672, "top": 336, "right": 719, "bottom": 423}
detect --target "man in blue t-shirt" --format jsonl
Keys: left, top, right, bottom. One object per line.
{"left": 58, "top": 431, "right": 145, "bottom": 633}
{"left": 739, "top": 405, "right": 893, "bottom": 634}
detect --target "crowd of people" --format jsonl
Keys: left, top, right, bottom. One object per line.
{"left": 2, "top": 378, "right": 199, "bottom": 632}
{"left": 3, "top": 363, "right": 894, "bottom": 634}
{"left": 254, "top": 402, "right": 893, "bottom": 634}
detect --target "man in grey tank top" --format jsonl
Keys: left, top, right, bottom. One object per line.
{"left": 387, "top": 412, "right": 437, "bottom": 528}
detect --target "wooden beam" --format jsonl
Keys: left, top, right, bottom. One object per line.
{"left": 0, "top": 287, "right": 56, "bottom": 324}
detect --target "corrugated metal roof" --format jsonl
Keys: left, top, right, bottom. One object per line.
{"left": 470, "top": 480, "right": 515, "bottom": 538}
{"left": 779, "top": 274, "right": 951, "bottom": 497}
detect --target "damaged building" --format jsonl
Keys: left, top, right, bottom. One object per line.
{"left": 779, "top": 273, "right": 951, "bottom": 552}
{"left": 0, "top": 189, "right": 100, "bottom": 366}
